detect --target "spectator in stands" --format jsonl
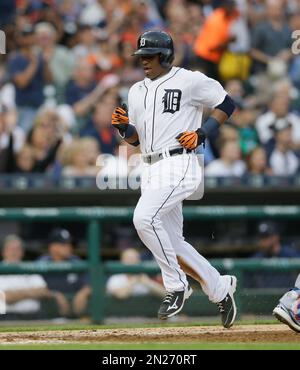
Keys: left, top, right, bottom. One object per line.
{"left": 35, "top": 22, "right": 75, "bottom": 104}
{"left": 204, "top": 108, "right": 240, "bottom": 158}
{"left": 1, "top": 0, "right": 300, "bottom": 188}
{"left": 56, "top": 0, "right": 80, "bottom": 23}
{"left": 97, "top": 0, "right": 126, "bottom": 38}
{"left": 225, "top": 79, "right": 245, "bottom": 108}
{"left": 33, "top": 107, "right": 73, "bottom": 145}
{"left": 255, "top": 93, "right": 300, "bottom": 147}
{"left": 218, "top": 3, "right": 252, "bottom": 82}
{"left": 61, "top": 138, "right": 99, "bottom": 177}
{"left": 28, "top": 118, "right": 62, "bottom": 162}
{"left": 271, "top": 78, "right": 300, "bottom": 118}
{"left": 15, "top": 0, "right": 63, "bottom": 34}
{"left": 230, "top": 106, "right": 260, "bottom": 156}
{"left": 0, "top": 63, "right": 15, "bottom": 111}
{"left": 169, "top": 22, "right": 193, "bottom": 69}
{"left": 80, "top": 98, "right": 119, "bottom": 155}
{"left": 193, "top": 0, "right": 239, "bottom": 79}
{"left": 251, "top": 0, "right": 292, "bottom": 75}
{"left": 106, "top": 248, "right": 165, "bottom": 299}
{"left": 118, "top": 39, "right": 144, "bottom": 90}
{"left": 78, "top": 0, "right": 107, "bottom": 27}
{"left": 65, "top": 61, "right": 119, "bottom": 132}
{"left": 225, "top": 78, "right": 262, "bottom": 111}
{"left": 247, "top": 221, "right": 300, "bottom": 288}
{"left": 268, "top": 119, "right": 299, "bottom": 176}
{"left": 253, "top": 221, "right": 300, "bottom": 258}
{"left": 81, "top": 137, "right": 101, "bottom": 167}
{"left": 205, "top": 123, "right": 239, "bottom": 160}
{"left": 65, "top": 59, "right": 97, "bottom": 120}
{"left": 164, "top": 0, "right": 195, "bottom": 68}
{"left": 133, "top": 0, "right": 164, "bottom": 31}
{"left": 186, "top": 1, "right": 204, "bottom": 39}
{"left": 121, "top": 9, "right": 144, "bottom": 49}
{"left": 7, "top": 25, "right": 52, "bottom": 133}
{"left": 0, "top": 0, "right": 16, "bottom": 28}
{"left": 5, "top": 120, "right": 62, "bottom": 173}
{"left": 0, "top": 103, "right": 25, "bottom": 167}
{"left": 218, "top": 124, "right": 240, "bottom": 143}
{"left": 205, "top": 139, "right": 246, "bottom": 177}
{"left": 291, "top": 56, "right": 300, "bottom": 89}
{"left": 72, "top": 24, "right": 98, "bottom": 59}
{"left": 13, "top": 144, "right": 36, "bottom": 173}
{"left": 38, "top": 228, "right": 91, "bottom": 317}
{"left": 0, "top": 235, "right": 51, "bottom": 318}
{"left": 247, "top": 0, "right": 266, "bottom": 28}
{"left": 87, "top": 36, "right": 123, "bottom": 82}
{"left": 246, "top": 146, "right": 273, "bottom": 175}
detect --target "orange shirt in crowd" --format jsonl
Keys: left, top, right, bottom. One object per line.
{"left": 194, "top": 8, "right": 239, "bottom": 63}
{"left": 87, "top": 53, "right": 123, "bottom": 81}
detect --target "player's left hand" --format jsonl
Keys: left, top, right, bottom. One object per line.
{"left": 176, "top": 128, "right": 206, "bottom": 150}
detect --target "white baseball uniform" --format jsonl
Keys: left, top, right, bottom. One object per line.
{"left": 129, "top": 66, "right": 231, "bottom": 303}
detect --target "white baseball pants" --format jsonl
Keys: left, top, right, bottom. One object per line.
{"left": 133, "top": 152, "right": 230, "bottom": 303}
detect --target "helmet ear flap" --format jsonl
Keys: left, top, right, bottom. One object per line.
{"left": 159, "top": 49, "right": 174, "bottom": 68}
{"left": 159, "top": 53, "right": 165, "bottom": 66}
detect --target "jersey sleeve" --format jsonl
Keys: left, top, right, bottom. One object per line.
{"left": 189, "top": 71, "right": 227, "bottom": 108}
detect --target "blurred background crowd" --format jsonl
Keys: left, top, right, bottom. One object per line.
{"left": 0, "top": 0, "right": 300, "bottom": 178}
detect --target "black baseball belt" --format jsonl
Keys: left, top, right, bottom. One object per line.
{"left": 142, "top": 148, "right": 193, "bottom": 165}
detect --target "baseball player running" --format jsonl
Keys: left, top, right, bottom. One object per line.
{"left": 111, "top": 30, "right": 237, "bottom": 328}
{"left": 273, "top": 273, "right": 300, "bottom": 333}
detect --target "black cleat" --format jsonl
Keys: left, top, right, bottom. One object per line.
{"left": 217, "top": 276, "right": 237, "bottom": 329}
{"left": 158, "top": 285, "right": 193, "bottom": 320}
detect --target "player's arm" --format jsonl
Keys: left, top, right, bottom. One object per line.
{"left": 4, "top": 287, "right": 52, "bottom": 304}
{"left": 176, "top": 95, "right": 235, "bottom": 150}
{"left": 201, "top": 94, "right": 236, "bottom": 134}
{"left": 111, "top": 104, "right": 140, "bottom": 147}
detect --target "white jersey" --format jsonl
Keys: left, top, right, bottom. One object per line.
{"left": 130, "top": 67, "right": 232, "bottom": 301}
{"left": 128, "top": 66, "right": 227, "bottom": 154}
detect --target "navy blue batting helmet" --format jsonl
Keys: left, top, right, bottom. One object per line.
{"left": 132, "top": 30, "right": 174, "bottom": 68}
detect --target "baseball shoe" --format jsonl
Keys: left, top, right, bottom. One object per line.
{"left": 273, "top": 303, "right": 300, "bottom": 333}
{"left": 158, "top": 285, "right": 193, "bottom": 320}
{"left": 217, "top": 275, "right": 237, "bottom": 329}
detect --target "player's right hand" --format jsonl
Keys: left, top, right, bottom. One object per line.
{"left": 111, "top": 104, "right": 129, "bottom": 133}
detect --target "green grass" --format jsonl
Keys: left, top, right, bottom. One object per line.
{"left": 0, "top": 318, "right": 279, "bottom": 333}
{"left": 0, "top": 342, "right": 299, "bottom": 350}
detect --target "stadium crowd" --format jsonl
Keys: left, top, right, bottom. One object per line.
{"left": 0, "top": 0, "right": 299, "bottom": 178}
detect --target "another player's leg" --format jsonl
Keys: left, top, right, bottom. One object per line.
{"left": 273, "top": 274, "right": 300, "bottom": 333}
{"left": 133, "top": 189, "right": 193, "bottom": 319}
{"left": 162, "top": 204, "right": 237, "bottom": 328}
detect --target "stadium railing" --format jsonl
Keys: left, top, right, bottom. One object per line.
{"left": 0, "top": 206, "right": 300, "bottom": 323}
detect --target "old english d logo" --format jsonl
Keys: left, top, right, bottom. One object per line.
{"left": 162, "top": 89, "right": 182, "bottom": 114}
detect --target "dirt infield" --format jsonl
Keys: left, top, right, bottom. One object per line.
{"left": 0, "top": 325, "right": 298, "bottom": 345}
